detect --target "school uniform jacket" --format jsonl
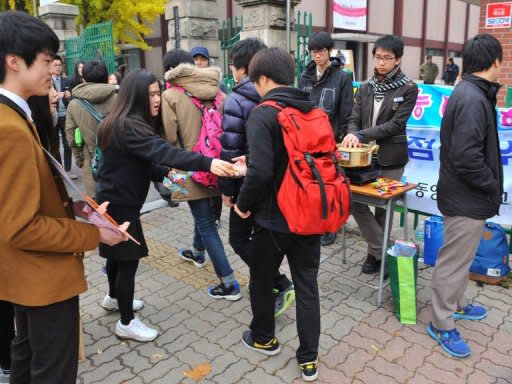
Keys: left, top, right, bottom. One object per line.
{"left": 0, "top": 97, "right": 99, "bottom": 307}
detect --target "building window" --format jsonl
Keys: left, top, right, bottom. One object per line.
{"left": 425, "top": 48, "right": 444, "bottom": 57}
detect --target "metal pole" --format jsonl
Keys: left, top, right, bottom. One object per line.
{"left": 33, "top": 0, "right": 38, "bottom": 16}
{"left": 286, "top": 0, "right": 291, "bottom": 53}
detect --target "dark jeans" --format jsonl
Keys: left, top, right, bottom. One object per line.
{"left": 106, "top": 259, "right": 139, "bottom": 325}
{"left": 56, "top": 116, "right": 71, "bottom": 171}
{"left": 188, "top": 198, "right": 233, "bottom": 278}
{"left": 0, "top": 300, "right": 14, "bottom": 371}
{"left": 248, "top": 227, "right": 321, "bottom": 363}
{"left": 229, "top": 208, "right": 291, "bottom": 292}
{"left": 10, "top": 296, "right": 79, "bottom": 384}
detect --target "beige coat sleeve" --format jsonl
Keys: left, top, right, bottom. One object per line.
{"left": 161, "top": 91, "right": 179, "bottom": 146}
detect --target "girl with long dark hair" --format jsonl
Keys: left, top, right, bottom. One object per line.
{"left": 95, "top": 69, "right": 236, "bottom": 341}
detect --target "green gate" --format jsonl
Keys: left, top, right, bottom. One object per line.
{"left": 220, "top": 11, "right": 312, "bottom": 90}
{"left": 64, "top": 21, "right": 116, "bottom": 77}
{"left": 295, "top": 11, "right": 313, "bottom": 83}
{"left": 220, "top": 16, "right": 243, "bottom": 93}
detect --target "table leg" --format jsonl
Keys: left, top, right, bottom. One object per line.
{"left": 403, "top": 193, "right": 409, "bottom": 240}
{"left": 377, "top": 199, "right": 393, "bottom": 307}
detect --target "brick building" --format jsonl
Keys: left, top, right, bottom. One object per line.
{"left": 478, "top": 0, "right": 512, "bottom": 106}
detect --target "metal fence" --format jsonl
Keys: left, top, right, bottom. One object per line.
{"left": 64, "top": 21, "right": 116, "bottom": 77}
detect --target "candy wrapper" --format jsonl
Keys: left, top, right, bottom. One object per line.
{"left": 163, "top": 172, "right": 191, "bottom": 194}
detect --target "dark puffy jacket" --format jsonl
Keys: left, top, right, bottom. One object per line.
{"left": 298, "top": 57, "right": 353, "bottom": 140}
{"left": 437, "top": 73, "right": 503, "bottom": 219}
{"left": 218, "top": 77, "right": 261, "bottom": 197}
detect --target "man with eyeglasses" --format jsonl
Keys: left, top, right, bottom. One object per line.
{"left": 340, "top": 35, "right": 418, "bottom": 275}
{"left": 299, "top": 31, "right": 353, "bottom": 247}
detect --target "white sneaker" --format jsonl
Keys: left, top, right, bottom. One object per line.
{"left": 101, "top": 295, "right": 144, "bottom": 311}
{"left": 115, "top": 317, "right": 158, "bottom": 342}
{"left": 0, "top": 369, "right": 10, "bottom": 384}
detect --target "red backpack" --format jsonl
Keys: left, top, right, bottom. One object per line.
{"left": 260, "top": 100, "right": 351, "bottom": 235}
{"left": 172, "top": 86, "right": 223, "bottom": 188}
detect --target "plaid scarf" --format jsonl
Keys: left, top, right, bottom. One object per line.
{"left": 368, "top": 66, "right": 411, "bottom": 101}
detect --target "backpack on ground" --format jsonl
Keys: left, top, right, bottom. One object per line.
{"left": 260, "top": 100, "right": 351, "bottom": 235}
{"left": 75, "top": 98, "right": 104, "bottom": 182}
{"left": 470, "top": 222, "right": 510, "bottom": 285}
{"left": 172, "top": 86, "right": 223, "bottom": 188}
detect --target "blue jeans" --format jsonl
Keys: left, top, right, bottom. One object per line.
{"left": 188, "top": 198, "right": 233, "bottom": 279}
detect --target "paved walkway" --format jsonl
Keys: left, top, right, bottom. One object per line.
{"left": 76, "top": 201, "right": 512, "bottom": 384}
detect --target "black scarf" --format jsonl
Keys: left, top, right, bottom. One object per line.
{"left": 368, "top": 66, "right": 411, "bottom": 101}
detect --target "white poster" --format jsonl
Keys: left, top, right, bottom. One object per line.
{"left": 333, "top": 0, "right": 368, "bottom": 31}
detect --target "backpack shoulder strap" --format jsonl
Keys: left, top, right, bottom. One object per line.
{"left": 170, "top": 85, "right": 204, "bottom": 110}
{"left": 75, "top": 98, "right": 105, "bottom": 122}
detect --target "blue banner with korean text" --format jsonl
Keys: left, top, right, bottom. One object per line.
{"left": 404, "top": 84, "right": 512, "bottom": 225}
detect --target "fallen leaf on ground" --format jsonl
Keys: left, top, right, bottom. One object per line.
{"left": 184, "top": 362, "right": 212, "bottom": 381}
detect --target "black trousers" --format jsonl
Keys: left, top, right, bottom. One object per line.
{"left": 56, "top": 116, "right": 71, "bottom": 171}
{"left": 106, "top": 259, "right": 139, "bottom": 325}
{"left": 10, "top": 296, "right": 79, "bottom": 384}
{"left": 248, "top": 227, "right": 321, "bottom": 363}
{"left": 0, "top": 300, "right": 14, "bottom": 370}
{"left": 229, "top": 209, "right": 291, "bottom": 292}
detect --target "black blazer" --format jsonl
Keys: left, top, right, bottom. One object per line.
{"left": 347, "top": 80, "right": 418, "bottom": 168}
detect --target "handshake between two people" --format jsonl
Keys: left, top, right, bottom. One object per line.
{"left": 207, "top": 155, "right": 247, "bottom": 179}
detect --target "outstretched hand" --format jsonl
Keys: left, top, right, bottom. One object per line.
{"left": 210, "top": 159, "right": 237, "bottom": 177}
{"left": 231, "top": 155, "right": 247, "bottom": 177}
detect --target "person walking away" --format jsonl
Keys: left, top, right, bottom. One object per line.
{"left": 65, "top": 60, "right": 117, "bottom": 195}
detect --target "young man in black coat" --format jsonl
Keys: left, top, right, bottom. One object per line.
{"left": 219, "top": 38, "right": 295, "bottom": 317}
{"left": 427, "top": 33, "right": 503, "bottom": 358}
{"left": 341, "top": 35, "right": 418, "bottom": 275}
{"left": 234, "top": 48, "right": 321, "bottom": 382}
{"left": 299, "top": 32, "right": 353, "bottom": 246}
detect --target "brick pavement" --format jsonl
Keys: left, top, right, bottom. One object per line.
{"left": 77, "top": 201, "right": 512, "bottom": 384}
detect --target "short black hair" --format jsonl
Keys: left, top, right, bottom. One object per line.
{"left": 163, "top": 49, "right": 193, "bottom": 72}
{"left": 249, "top": 47, "right": 295, "bottom": 86}
{"left": 307, "top": 32, "right": 333, "bottom": 51}
{"left": 0, "top": 11, "right": 59, "bottom": 83}
{"left": 82, "top": 60, "right": 108, "bottom": 83}
{"left": 372, "top": 35, "right": 404, "bottom": 59}
{"left": 426, "top": 55, "right": 432, "bottom": 60}
{"left": 462, "top": 33, "right": 503, "bottom": 74}
{"left": 448, "top": 58, "right": 454, "bottom": 63}
{"left": 53, "top": 54, "right": 63, "bottom": 63}
{"left": 232, "top": 38, "right": 267, "bottom": 73}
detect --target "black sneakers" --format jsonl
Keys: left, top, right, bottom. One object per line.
{"left": 178, "top": 248, "right": 206, "bottom": 268}
{"left": 299, "top": 360, "right": 318, "bottom": 382}
{"left": 241, "top": 330, "right": 281, "bottom": 356}
{"left": 207, "top": 281, "right": 241, "bottom": 301}
{"left": 320, "top": 232, "right": 337, "bottom": 246}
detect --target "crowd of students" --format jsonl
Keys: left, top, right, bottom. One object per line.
{"left": 0, "top": 9, "right": 505, "bottom": 384}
